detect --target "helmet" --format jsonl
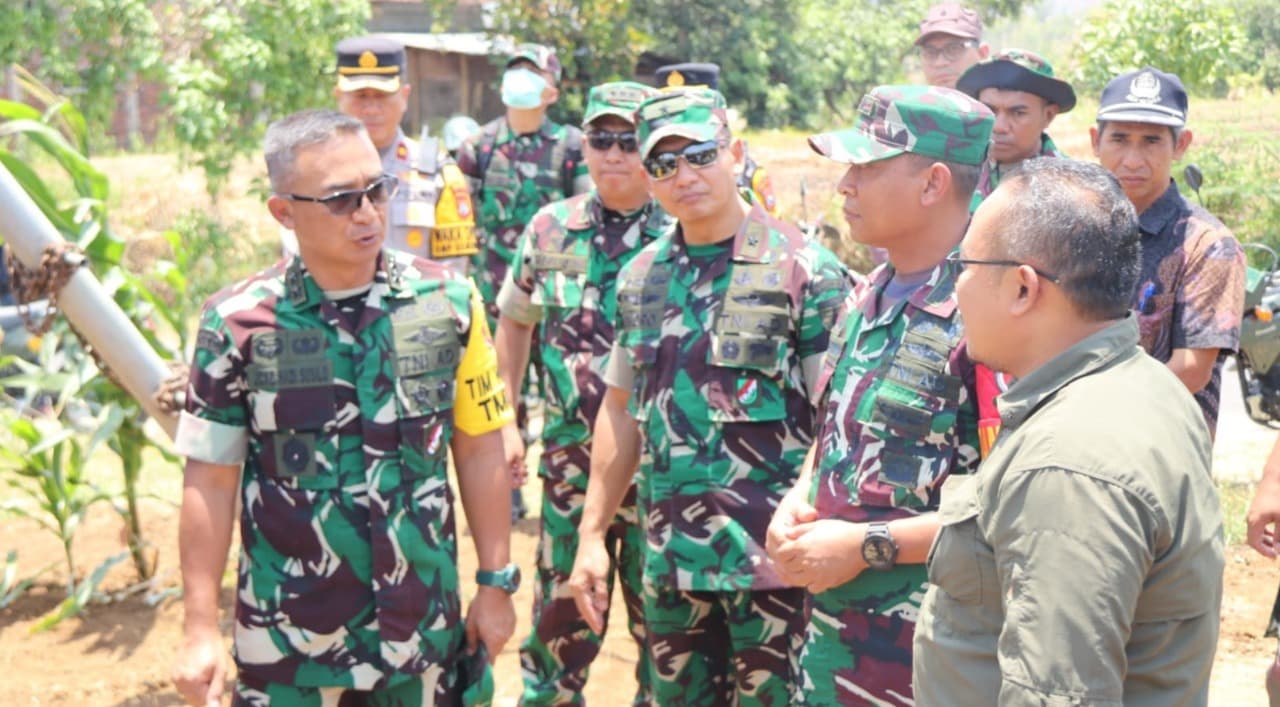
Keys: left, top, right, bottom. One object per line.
{"left": 443, "top": 115, "right": 482, "bottom": 152}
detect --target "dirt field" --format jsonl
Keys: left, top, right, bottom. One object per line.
{"left": 1, "top": 478, "right": 1277, "bottom": 706}
{"left": 4, "top": 103, "right": 1280, "bottom": 704}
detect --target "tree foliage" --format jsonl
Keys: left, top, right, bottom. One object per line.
{"left": 1234, "top": 0, "right": 1280, "bottom": 92}
{"left": 426, "top": 0, "right": 1028, "bottom": 129}
{"left": 0, "top": 0, "right": 162, "bottom": 145}
{"left": 1069, "top": 0, "right": 1249, "bottom": 96}
{"left": 161, "top": 0, "right": 368, "bottom": 195}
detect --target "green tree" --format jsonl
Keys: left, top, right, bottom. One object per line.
{"left": 0, "top": 0, "right": 162, "bottom": 149}
{"left": 163, "top": 0, "right": 368, "bottom": 195}
{"left": 1069, "top": 0, "right": 1249, "bottom": 96}
{"left": 439, "top": 0, "right": 1030, "bottom": 129}
{"left": 1234, "top": 0, "right": 1280, "bottom": 92}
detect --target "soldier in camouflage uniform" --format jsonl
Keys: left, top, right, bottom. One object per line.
{"left": 494, "top": 81, "right": 671, "bottom": 706}
{"left": 297, "top": 36, "right": 478, "bottom": 275}
{"left": 456, "top": 43, "right": 593, "bottom": 325}
{"left": 568, "top": 88, "right": 851, "bottom": 706}
{"left": 654, "top": 63, "right": 780, "bottom": 217}
{"left": 956, "top": 49, "right": 1075, "bottom": 210}
{"left": 171, "top": 110, "right": 518, "bottom": 707}
{"left": 456, "top": 43, "right": 593, "bottom": 520}
{"left": 1090, "top": 67, "right": 1245, "bottom": 437}
{"left": 766, "top": 85, "right": 995, "bottom": 706}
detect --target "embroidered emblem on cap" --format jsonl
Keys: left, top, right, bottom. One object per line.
{"left": 1126, "top": 71, "right": 1161, "bottom": 104}
{"left": 667, "top": 70, "right": 685, "bottom": 87}
{"left": 358, "top": 51, "right": 378, "bottom": 69}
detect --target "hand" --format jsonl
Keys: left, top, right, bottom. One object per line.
{"left": 766, "top": 490, "right": 819, "bottom": 563}
{"left": 1248, "top": 479, "right": 1280, "bottom": 558}
{"left": 501, "top": 422, "right": 528, "bottom": 488}
{"left": 567, "top": 534, "right": 611, "bottom": 634}
{"left": 172, "top": 628, "right": 226, "bottom": 707}
{"left": 771, "top": 519, "right": 867, "bottom": 594}
{"left": 465, "top": 586, "right": 516, "bottom": 661}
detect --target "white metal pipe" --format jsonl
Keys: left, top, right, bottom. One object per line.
{"left": 0, "top": 162, "right": 179, "bottom": 439}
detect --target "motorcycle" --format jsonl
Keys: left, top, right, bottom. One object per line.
{"left": 1183, "top": 165, "right": 1280, "bottom": 427}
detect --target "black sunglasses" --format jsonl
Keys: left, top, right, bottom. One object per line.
{"left": 587, "top": 129, "right": 639, "bottom": 153}
{"left": 643, "top": 140, "right": 722, "bottom": 181}
{"left": 280, "top": 174, "right": 400, "bottom": 216}
{"left": 946, "top": 252, "right": 1061, "bottom": 284}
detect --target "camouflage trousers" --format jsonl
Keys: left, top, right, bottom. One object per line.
{"left": 234, "top": 669, "right": 475, "bottom": 707}
{"left": 643, "top": 584, "right": 805, "bottom": 707}
{"left": 798, "top": 564, "right": 927, "bottom": 706}
{"left": 519, "top": 443, "right": 649, "bottom": 706}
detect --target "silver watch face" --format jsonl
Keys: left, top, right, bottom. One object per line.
{"left": 862, "top": 530, "right": 897, "bottom": 569}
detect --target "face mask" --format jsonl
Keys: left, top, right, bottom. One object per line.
{"left": 501, "top": 68, "right": 548, "bottom": 109}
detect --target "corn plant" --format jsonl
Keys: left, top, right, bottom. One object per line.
{"left": 0, "top": 69, "right": 187, "bottom": 592}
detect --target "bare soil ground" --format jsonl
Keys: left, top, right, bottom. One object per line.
{"left": 4, "top": 104, "right": 1280, "bottom": 705}
{"left": 2, "top": 487, "right": 1277, "bottom": 706}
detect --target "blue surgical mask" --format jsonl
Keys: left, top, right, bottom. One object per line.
{"left": 501, "top": 68, "right": 548, "bottom": 109}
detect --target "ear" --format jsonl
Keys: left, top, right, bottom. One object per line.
{"left": 400, "top": 84, "right": 412, "bottom": 100}
{"left": 977, "top": 43, "right": 991, "bottom": 60}
{"left": 267, "top": 195, "right": 295, "bottom": 230}
{"left": 1088, "top": 125, "right": 1102, "bottom": 157}
{"left": 1043, "top": 103, "right": 1061, "bottom": 125}
{"left": 1009, "top": 264, "right": 1044, "bottom": 316}
{"left": 332, "top": 86, "right": 344, "bottom": 102}
{"left": 920, "top": 162, "right": 953, "bottom": 207}
{"left": 543, "top": 82, "right": 560, "bottom": 107}
{"left": 730, "top": 137, "right": 745, "bottom": 166}
{"left": 1173, "top": 128, "right": 1194, "bottom": 160}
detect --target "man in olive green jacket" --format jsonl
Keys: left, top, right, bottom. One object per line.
{"left": 915, "top": 158, "right": 1223, "bottom": 707}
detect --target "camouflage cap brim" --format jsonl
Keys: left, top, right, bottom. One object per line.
{"left": 811, "top": 85, "right": 994, "bottom": 167}
{"left": 641, "top": 123, "right": 720, "bottom": 159}
{"left": 337, "top": 74, "right": 401, "bottom": 93}
{"left": 583, "top": 81, "right": 657, "bottom": 126}
{"left": 807, "top": 130, "right": 903, "bottom": 165}
{"left": 634, "top": 88, "right": 728, "bottom": 159}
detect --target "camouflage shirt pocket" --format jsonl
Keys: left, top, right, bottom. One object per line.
{"left": 704, "top": 334, "right": 788, "bottom": 423}
{"left": 244, "top": 329, "right": 338, "bottom": 490}
{"left": 863, "top": 346, "right": 963, "bottom": 493}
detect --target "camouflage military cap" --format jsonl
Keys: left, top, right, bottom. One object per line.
{"left": 507, "top": 43, "right": 563, "bottom": 82}
{"left": 635, "top": 87, "right": 729, "bottom": 159}
{"left": 583, "top": 81, "right": 659, "bottom": 126}
{"left": 808, "top": 85, "right": 994, "bottom": 166}
{"left": 956, "top": 48, "right": 1076, "bottom": 112}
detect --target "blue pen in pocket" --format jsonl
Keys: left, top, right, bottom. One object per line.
{"left": 1137, "top": 282, "right": 1157, "bottom": 315}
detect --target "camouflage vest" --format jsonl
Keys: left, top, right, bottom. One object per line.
{"left": 811, "top": 261, "right": 978, "bottom": 519}
{"left": 619, "top": 217, "right": 795, "bottom": 423}
{"left": 528, "top": 199, "right": 671, "bottom": 311}
{"left": 474, "top": 119, "right": 583, "bottom": 207}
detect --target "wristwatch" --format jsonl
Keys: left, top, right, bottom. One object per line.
{"left": 476, "top": 563, "right": 521, "bottom": 594}
{"left": 861, "top": 522, "right": 899, "bottom": 571}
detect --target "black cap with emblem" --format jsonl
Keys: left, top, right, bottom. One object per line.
{"left": 336, "top": 36, "right": 406, "bottom": 93}
{"left": 655, "top": 63, "right": 721, "bottom": 90}
{"left": 1096, "top": 66, "right": 1189, "bottom": 128}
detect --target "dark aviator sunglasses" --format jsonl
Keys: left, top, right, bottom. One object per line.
{"left": 280, "top": 174, "right": 400, "bottom": 216}
{"left": 643, "top": 140, "right": 722, "bottom": 180}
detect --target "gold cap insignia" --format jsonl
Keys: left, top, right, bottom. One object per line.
{"left": 667, "top": 70, "right": 685, "bottom": 87}
{"left": 358, "top": 51, "right": 378, "bottom": 69}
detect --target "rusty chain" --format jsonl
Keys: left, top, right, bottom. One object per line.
{"left": 4, "top": 242, "right": 189, "bottom": 414}
{"left": 5, "top": 242, "right": 83, "bottom": 335}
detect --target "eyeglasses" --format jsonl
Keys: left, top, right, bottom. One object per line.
{"left": 587, "top": 130, "right": 639, "bottom": 153}
{"left": 643, "top": 140, "right": 722, "bottom": 180}
{"left": 946, "top": 252, "right": 1061, "bottom": 283}
{"left": 917, "top": 40, "right": 979, "bottom": 63}
{"left": 280, "top": 174, "right": 399, "bottom": 216}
